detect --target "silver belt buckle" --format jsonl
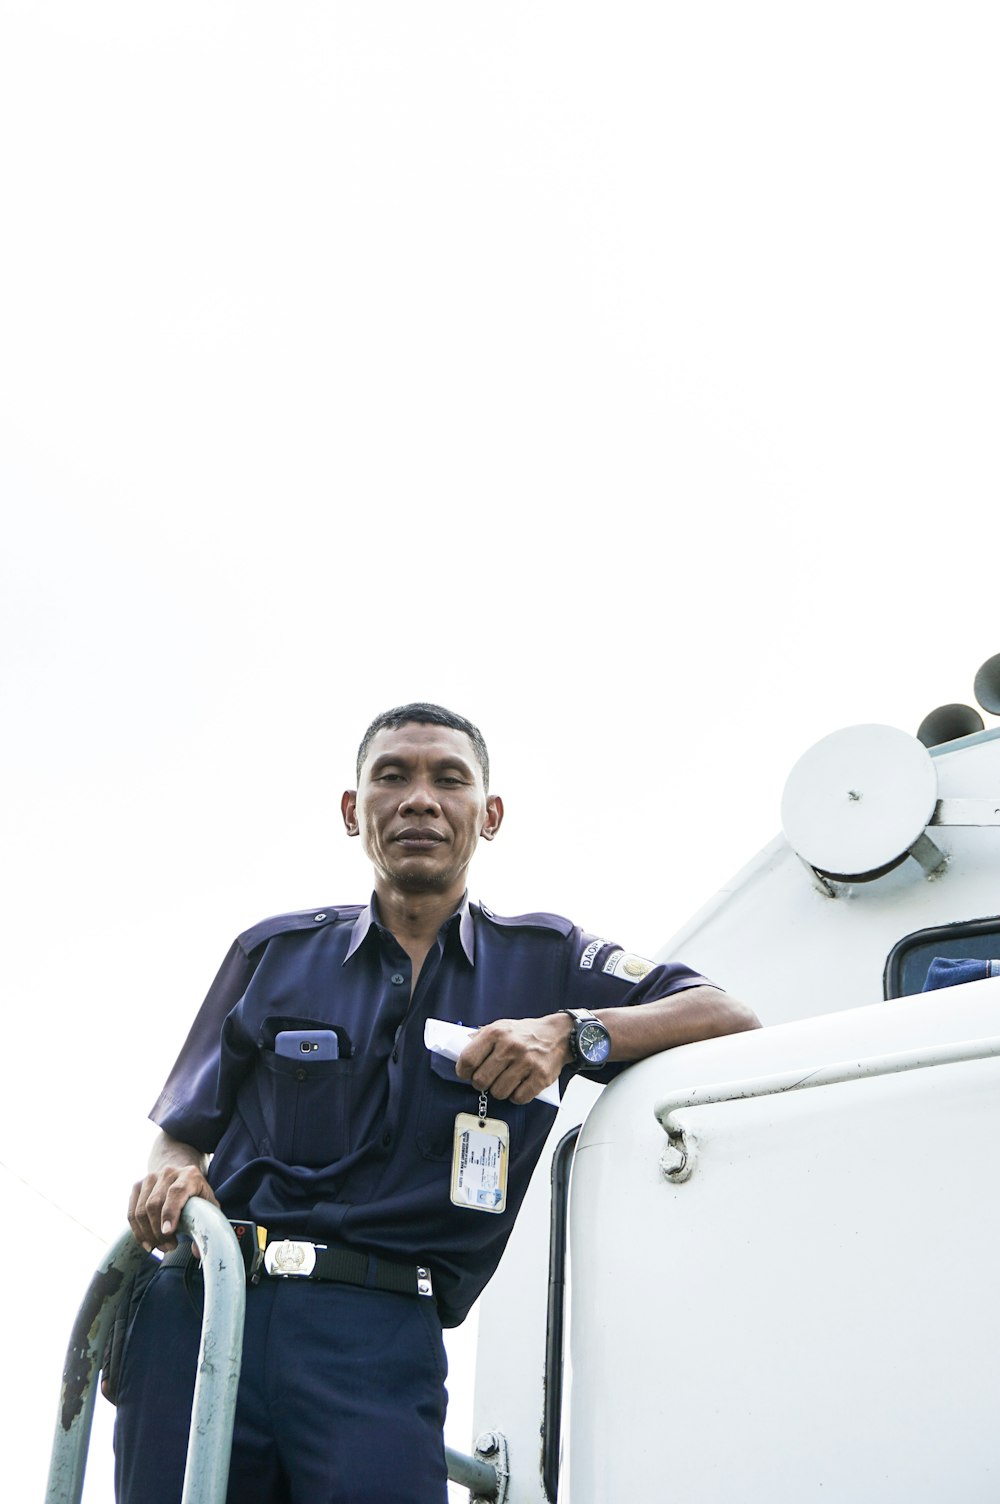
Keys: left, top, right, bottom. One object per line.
{"left": 264, "top": 1239, "right": 318, "bottom": 1277}
{"left": 416, "top": 1265, "right": 433, "bottom": 1298}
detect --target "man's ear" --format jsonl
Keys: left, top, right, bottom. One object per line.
{"left": 341, "top": 790, "right": 360, "bottom": 837}
{"left": 480, "top": 794, "right": 504, "bottom": 842}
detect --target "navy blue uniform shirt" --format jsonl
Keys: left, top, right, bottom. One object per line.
{"left": 151, "top": 896, "right": 716, "bottom": 1326}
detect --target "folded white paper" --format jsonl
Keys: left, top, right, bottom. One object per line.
{"left": 424, "top": 1018, "right": 561, "bottom": 1107}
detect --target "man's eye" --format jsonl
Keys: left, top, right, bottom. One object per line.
{"left": 438, "top": 776, "right": 465, "bottom": 786}
{"left": 378, "top": 773, "right": 404, "bottom": 782}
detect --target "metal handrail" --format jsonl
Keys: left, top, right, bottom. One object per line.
{"left": 46, "top": 1197, "right": 501, "bottom": 1501}
{"left": 655, "top": 1033, "right": 1000, "bottom": 1181}
{"left": 45, "top": 1198, "right": 246, "bottom": 1504}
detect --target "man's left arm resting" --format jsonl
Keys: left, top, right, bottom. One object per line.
{"left": 599, "top": 985, "right": 761, "bottom": 1063}
{"left": 456, "top": 988, "right": 760, "bottom": 1105}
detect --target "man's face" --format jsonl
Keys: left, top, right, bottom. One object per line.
{"left": 342, "top": 722, "right": 502, "bottom": 899}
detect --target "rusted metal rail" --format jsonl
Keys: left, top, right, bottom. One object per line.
{"left": 45, "top": 1198, "right": 245, "bottom": 1504}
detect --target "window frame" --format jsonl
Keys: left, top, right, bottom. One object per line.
{"left": 884, "top": 914, "right": 1000, "bottom": 998}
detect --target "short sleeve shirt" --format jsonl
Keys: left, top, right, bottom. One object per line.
{"left": 151, "top": 896, "right": 717, "bottom": 1326}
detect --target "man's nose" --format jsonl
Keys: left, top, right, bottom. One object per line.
{"left": 400, "top": 780, "right": 440, "bottom": 814}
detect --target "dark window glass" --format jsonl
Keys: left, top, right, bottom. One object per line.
{"left": 884, "top": 916, "right": 1000, "bottom": 998}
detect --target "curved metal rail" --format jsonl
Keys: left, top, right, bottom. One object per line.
{"left": 45, "top": 1198, "right": 246, "bottom": 1504}
{"left": 655, "top": 1034, "right": 1000, "bottom": 1181}
{"left": 46, "top": 1199, "right": 501, "bottom": 1500}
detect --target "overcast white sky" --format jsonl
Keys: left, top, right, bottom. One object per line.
{"left": 3, "top": 3, "right": 1000, "bottom": 1498}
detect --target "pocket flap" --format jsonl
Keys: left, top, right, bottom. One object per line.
{"left": 427, "top": 1049, "right": 464, "bottom": 1085}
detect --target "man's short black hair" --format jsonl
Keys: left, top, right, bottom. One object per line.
{"left": 356, "top": 703, "right": 490, "bottom": 790}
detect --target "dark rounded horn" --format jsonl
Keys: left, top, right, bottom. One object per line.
{"left": 916, "top": 703, "right": 984, "bottom": 748}
{"left": 973, "top": 654, "right": 1000, "bottom": 715}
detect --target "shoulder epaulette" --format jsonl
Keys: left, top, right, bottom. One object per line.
{"left": 237, "top": 906, "right": 361, "bottom": 954}
{"left": 476, "top": 902, "right": 575, "bottom": 938}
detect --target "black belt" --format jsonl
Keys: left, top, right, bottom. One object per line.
{"left": 163, "top": 1232, "right": 434, "bottom": 1299}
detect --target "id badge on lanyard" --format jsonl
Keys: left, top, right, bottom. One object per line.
{"left": 450, "top": 1090, "right": 509, "bottom": 1214}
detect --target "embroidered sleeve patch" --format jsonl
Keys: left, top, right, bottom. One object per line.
{"left": 603, "top": 950, "right": 655, "bottom": 982}
{"left": 579, "top": 938, "right": 609, "bottom": 970}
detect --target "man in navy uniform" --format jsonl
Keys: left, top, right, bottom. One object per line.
{"left": 118, "top": 703, "right": 758, "bottom": 1503}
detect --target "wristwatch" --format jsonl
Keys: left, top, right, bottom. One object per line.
{"left": 562, "top": 1008, "right": 612, "bottom": 1069}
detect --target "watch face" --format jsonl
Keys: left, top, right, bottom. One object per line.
{"left": 578, "top": 1020, "right": 611, "bottom": 1066}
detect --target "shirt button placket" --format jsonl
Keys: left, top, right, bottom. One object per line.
{"left": 389, "top": 969, "right": 407, "bottom": 1062}
{"left": 384, "top": 964, "right": 409, "bottom": 1144}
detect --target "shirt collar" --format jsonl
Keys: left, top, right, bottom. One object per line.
{"left": 344, "top": 892, "right": 475, "bottom": 965}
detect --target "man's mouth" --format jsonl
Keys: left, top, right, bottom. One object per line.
{"left": 394, "top": 828, "right": 446, "bottom": 848}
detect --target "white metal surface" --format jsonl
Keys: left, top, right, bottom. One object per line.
{"left": 471, "top": 724, "right": 1000, "bottom": 1503}
{"left": 565, "top": 979, "right": 1000, "bottom": 1503}
{"left": 659, "top": 729, "right": 1000, "bottom": 1027}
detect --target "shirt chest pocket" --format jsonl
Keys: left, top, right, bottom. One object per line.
{"left": 252, "top": 1049, "right": 356, "bottom": 1168}
{"left": 415, "top": 1050, "right": 524, "bottom": 1163}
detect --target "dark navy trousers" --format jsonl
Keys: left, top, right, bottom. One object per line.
{"left": 114, "top": 1267, "right": 449, "bottom": 1504}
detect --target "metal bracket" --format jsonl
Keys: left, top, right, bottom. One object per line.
{"left": 909, "top": 831, "right": 947, "bottom": 879}
{"left": 660, "top": 1128, "right": 697, "bottom": 1184}
{"left": 931, "top": 798, "right": 1000, "bottom": 826}
{"left": 796, "top": 856, "right": 838, "bottom": 898}
{"left": 472, "top": 1431, "right": 509, "bottom": 1504}
{"left": 444, "top": 1431, "right": 509, "bottom": 1503}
